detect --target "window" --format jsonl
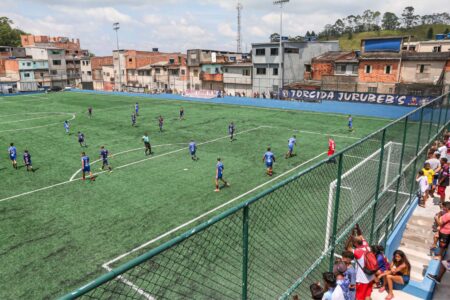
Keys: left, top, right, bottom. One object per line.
{"left": 223, "top": 68, "right": 228, "bottom": 73}
{"left": 26, "top": 62, "right": 31, "bottom": 67}
{"left": 285, "top": 48, "right": 299, "bottom": 54}
{"left": 129, "top": 58, "right": 132, "bottom": 62}
{"left": 365, "top": 65, "right": 372, "bottom": 74}
{"left": 433, "top": 46, "right": 442, "bottom": 53}
{"left": 340, "top": 65, "right": 346, "bottom": 72}
{"left": 256, "top": 68, "right": 266, "bottom": 75}
{"left": 181, "top": 70, "right": 186, "bottom": 75}
{"left": 155, "top": 68, "right": 161, "bottom": 74}
{"left": 87, "top": 71, "right": 91, "bottom": 76}
{"left": 270, "top": 48, "right": 279, "bottom": 56}
{"left": 352, "top": 65, "right": 358, "bottom": 73}
{"left": 169, "top": 58, "right": 175, "bottom": 64}
{"left": 40, "top": 72, "right": 44, "bottom": 77}
{"left": 24, "top": 73, "right": 30, "bottom": 78}
{"left": 384, "top": 65, "right": 392, "bottom": 74}
{"left": 368, "top": 87, "right": 377, "bottom": 93}
{"left": 242, "top": 69, "right": 250, "bottom": 76}
{"left": 193, "top": 69, "right": 199, "bottom": 77}
{"left": 418, "top": 64, "right": 430, "bottom": 73}
{"left": 230, "top": 56, "right": 236, "bottom": 62}
{"left": 273, "top": 68, "right": 279, "bottom": 76}
{"left": 81, "top": 71, "right": 85, "bottom": 75}
{"left": 410, "top": 90, "right": 423, "bottom": 96}
{"left": 255, "top": 48, "right": 266, "bottom": 56}
{"left": 52, "top": 60, "right": 61, "bottom": 65}
{"left": 305, "top": 64, "right": 312, "bottom": 72}
{"left": 51, "top": 70, "right": 57, "bottom": 75}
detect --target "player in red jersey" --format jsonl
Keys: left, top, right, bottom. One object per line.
{"left": 328, "top": 137, "right": 336, "bottom": 164}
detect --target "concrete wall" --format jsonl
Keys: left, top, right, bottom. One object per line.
{"left": 81, "top": 59, "right": 92, "bottom": 82}
{"left": 400, "top": 60, "right": 446, "bottom": 84}
{"left": 416, "top": 41, "right": 450, "bottom": 52}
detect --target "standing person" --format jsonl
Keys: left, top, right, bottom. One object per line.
{"left": 373, "top": 245, "right": 390, "bottom": 288}
{"left": 228, "top": 122, "right": 235, "bottom": 141}
{"left": 433, "top": 201, "right": 450, "bottom": 260}
{"left": 328, "top": 137, "right": 336, "bottom": 164}
{"left": 438, "top": 140, "right": 447, "bottom": 160}
{"left": 342, "top": 251, "right": 357, "bottom": 300}
{"left": 88, "top": 107, "right": 92, "bottom": 118}
{"left": 348, "top": 115, "right": 354, "bottom": 132}
{"left": 416, "top": 170, "right": 429, "bottom": 208}
{"left": 379, "top": 250, "right": 411, "bottom": 299}
{"left": 263, "top": 147, "right": 275, "bottom": 176}
{"left": 135, "top": 102, "right": 139, "bottom": 116}
{"left": 189, "top": 140, "right": 198, "bottom": 161}
{"left": 81, "top": 152, "right": 95, "bottom": 181}
{"left": 23, "top": 150, "right": 34, "bottom": 172}
{"left": 179, "top": 107, "right": 184, "bottom": 120}
{"left": 142, "top": 132, "right": 152, "bottom": 155}
{"left": 437, "top": 157, "right": 449, "bottom": 204}
{"left": 8, "top": 143, "right": 17, "bottom": 169}
{"left": 214, "top": 157, "right": 229, "bottom": 192}
{"left": 321, "top": 272, "right": 338, "bottom": 300}
{"left": 427, "top": 152, "right": 441, "bottom": 196}
{"left": 158, "top": 115, "right": 164, "bottom": 132}
{"left": 99, "top": 146, "right": 112, "bottom": 172}
{"left": 422, "top": 162, "right": 435, "bottom": 205}
{"left": 64, "top": 120, "right": 70, "bottom": 135}
{"left": 77, "top": 131, "right": 87, "bottom": 147}
{"left": 131, "top": 113, "right": 137, "bottom": 127}
{"left": 285, "top": 135, "right": 297, "bottom": 159}
{"left": 346, "top": 224, "right": 374, "bottom": 300}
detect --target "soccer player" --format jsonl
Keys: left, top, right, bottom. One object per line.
{"left": 179, "top": 107, "right": 184, "bottom": 120}
{"left": 159, "top": 115, "right": 164, "bottom": 132}
{"left": 142, "top": 132, "right": 152, "bottom": 155}
{"left": 81, "top": 152, "right": 95, "bottom": 181}
{"left": 88, "top": 107, "right": 92, "bottom": 118}
{"left": 263, "top": 147, "right": 276, "bottom": 176}
{"left": 23, "top": 150, "right": 34, "bottom": 172}
{"left": 77, "top": 131, "right": 87, "bottom": 147}
{"left": 328, "top": 137, "right": 336, "bottom": 164}
{"left": 131, "top": 113, "right": 137, "bottom": 127}
{"left": 215, "top": 157, "right": 229, "bottom": 192}
{"left": 348, "top": 115, "right": 354, "bottom": 132}
{"left": 189, "top": 140, "right": 198, "bottom": 161}
{"left": 228, "top": 122, "right": 236, "bottom": 141}
{"left": 64, "top": 120, "right": 70, "bottom": 134}
{"left": 99, "top": 146, "right": 112, "bottom": 172}
{"left": 135, "top": 102, "right": 139, "bottom": 116}
{"left": 285, "top": 135, "right": 297, "bottom": 159}
{"left": 8, "top": 143, "right": 17, "bottom": 169}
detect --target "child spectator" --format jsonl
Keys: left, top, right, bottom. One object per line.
{"left": 422, "top": 162, "right": 435, "bottom": 204}
{"left": 322, "top": 272, "right": 338, "bottom": 300}
{"left": 333, "top": 261, "right": 351, "bottom": 299}
{"left": 416, "top": 170, "right": 429, "bottom": 207}
{"left": 342, "top": 251, "right": 356, "bottom": 300}
{"left": 372, "top": 245, "right": 389, "bottom": 288}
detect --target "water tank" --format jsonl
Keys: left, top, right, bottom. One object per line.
{"left": 435, "top": 34, "right": 445, "bottom": 40}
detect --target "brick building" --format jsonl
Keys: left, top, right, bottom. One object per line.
{"left": 91, "top": 56, "right": 113, "bottom": 91}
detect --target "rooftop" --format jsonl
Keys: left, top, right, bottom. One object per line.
{"left": 359, "top": 52, "right": 401, "bottom": 60}
{"left": 312, "top": 51, "right": 358, "bottom": 63}
{"left": 402, "top": 51, "right": 450, "bottom": 61}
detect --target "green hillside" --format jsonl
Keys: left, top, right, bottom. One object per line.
{"left": 332, "top": 24, "right": 450, "bottom": 50}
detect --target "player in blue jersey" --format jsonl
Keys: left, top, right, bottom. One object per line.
{"left": 23, "top": 150, "right": 34, "bottom": 172}
{"left": 77, "top": 131, "right": 87, "bottom": 147}
{"left": 99, "top": 146, "right": 113, "bottom": 172}
{"left": 348, "top": 115, "right": 353, "bottom": 132}
{"left": 228, "top": 122, "right": 236, "bottom": 141}
{"left": 131, "top": 113, "right": 137, "bottom": 127}
{"left": 263, "top": 147, "right": 276, "bottom": 176}
{"left": 81, "top": 152, "right": 95, "bottom": 181}
{"left": 189, "top": 140, "right": 198, "bottom": 161}
{"left": 135, "top": 102, "right": 139, "bottom": 116}
{"left": 8, "top": 143, "right": 18, "bottom": 169}
{"left": 64, "top": 120, "right": 70, "bottom": 134}
{"left": 285, "top": 135, "right": 297, "bottom": 159}
{"left": 179, "top": 107, "right": 185, "bottom": 120}
{"left": 159, "top": 115, "right": 164, "bottom": 132}
{"left": 215, "top": 157, "right": 229, "bottom": 192}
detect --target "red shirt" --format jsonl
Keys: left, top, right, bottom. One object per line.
{"left": 328, "top": 139, "right": 335, "bottom": 155}
{"left": 441, "top": 212, "right": 450, "bottom": 235}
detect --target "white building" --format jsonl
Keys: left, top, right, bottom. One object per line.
{"left": 80, "top": 58, "right": 93, "bottom": 89}
{"left": 25, "top": 47, "right": 67, "bottom": 87}
{"left": 223, "top": 63, "right": 252, "bottom": 96}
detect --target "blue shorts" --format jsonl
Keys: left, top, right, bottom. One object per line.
{"left": 266, "top": 161, "right": 273, "bottom": 168}
{"left": 288, "top": 145, "right": 294, "bottom": 152}
{"left": 83, "top": 166, "right": 91, "bottom": 172}
{"left": 102, "top": 159, "right": 109, "bottom": 166}
{"left": 216, "top": 173, "right": 223, "bottom": 180}
{"left": 190, "top": 150, "right": 196, "bottom": 155}
{"left": 10, "top": 155, "right": 16, "bottom": 161}
{"left": 393, "top": 275, "right": 410, "bottom": 290}
{"left": 348, "top": 122, "right": 353, "bottom": 128}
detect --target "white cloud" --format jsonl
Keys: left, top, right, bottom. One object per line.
{"left": 84, "top": 7, "right": 133, "bottom": 23}
{"left": 218, "top": 23, "right": 236, "bottom": 38}
{"left": 143, "top": 14, "right": 163, "bottom": 25}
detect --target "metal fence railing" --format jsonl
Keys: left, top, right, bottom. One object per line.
{"left": 61, "top": 92, "right": 450, "bottom": 300}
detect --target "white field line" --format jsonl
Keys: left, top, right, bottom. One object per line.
{"left": 102, "top": 151, "right": 327, "bottom": 268}
{"left": 0, "top": 115, "right": 65, "bottom": 125}
{"left": 0, "top": 113, "right": 75, "bottom": 133}
{"left": 101, "top": 269, "right": 155, "bottom": 300}
{"left": 0, "top": 127, "right": 262, "bottom": 203}
{"left": 69, "top": 143, "right": 186, "bottom": 181}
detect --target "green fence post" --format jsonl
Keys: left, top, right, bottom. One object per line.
{"left": 370, "top": 129, "right": 387, "bottom": 244}
{"left": 242, "top": 205, "right": 249, "bottom": 300}
{"left": 427, "top": 103, "right": 435, "bottom": 143}
{"left": 392, "top": 116, "right": 408, "bottom": 225}
{"left": 383, "top": 215, "right": 390, "bottom": 249}
{"left": 436, "top": 98, "right": 443, "bottom": 135}
{"left": 329, "top": 153, "right": 344, "bottom": 270}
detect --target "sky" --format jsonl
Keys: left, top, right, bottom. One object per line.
{"left": 2, "top": 0, "right": 448, "bottom": 55}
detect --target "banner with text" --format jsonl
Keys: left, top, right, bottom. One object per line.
{"left": 184, "top": 89, "right": 218, "bottom": 99}
{"left": 280, "top": 89, "right": 430, "bottom": 106}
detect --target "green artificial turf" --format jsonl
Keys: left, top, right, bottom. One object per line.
{"left": 0, "top": 92, "right": 391, "bottom": 299}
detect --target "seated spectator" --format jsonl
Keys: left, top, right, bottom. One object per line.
{"left": 373, "top": 245, "right": 390, "bottom": 288}
{"left": 427, "top": 259, "right": 450, "bottom": 284}
{"left": 310, "top": 283, "right": 324, "bottom": 299}
{"left": 341, "top": 251, "right": 356, "bottom": 300}
{"left": 379, "top": 250, "right": 411, "bottom": 299}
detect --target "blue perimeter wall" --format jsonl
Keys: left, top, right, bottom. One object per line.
{"left": 69, "top": 89, "right": 416, "bottom": 119}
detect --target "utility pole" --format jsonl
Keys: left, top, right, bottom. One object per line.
{"left": 113, "top": 22, "right": 122, "bottom": 92}
{"left": 237, "top": 1, "right": 243, "bottom": 53}
{"left": 273, "top": 0, "right": 289, "bottom": 90}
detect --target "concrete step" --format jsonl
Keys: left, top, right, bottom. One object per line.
{"left": 405, "top": 223, "right": 434, "bottom": 236}
{"left": 408, "top": 215, "right": 434, "bottom": 226}
{"left": 371, "top": 288, "right": 422, "bottom": 300}
{"left": 399, "top": 241, "right": 432, "bottom": 257}
{"left": 403, "top": 232, "right": 433, "bottom": 244}
{"left": 401, "top": 236, "right": 433, "bottom": 250}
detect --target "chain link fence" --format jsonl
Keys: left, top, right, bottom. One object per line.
{"left": 61, "top": 93, "right": 450, "bottom": 300}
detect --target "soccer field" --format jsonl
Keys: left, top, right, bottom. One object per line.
{"left": 0, "top": 92, "right": 391, "bottom": 299}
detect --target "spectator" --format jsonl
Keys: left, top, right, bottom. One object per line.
{"left": 322, "top": 272, "right": 339, "bottom": 300}
{"left": 438, "top": 140, "right": 447, "bottom": 160}
{"left": 333, "top": 261, "right": 350, "bottom": 299}
{"left": 342, "top": 251, "right": 357, "bottom": 300}
{"left": 373, "top": 245, "right": 390, "bottom": 288}
{"left": 437, "top": 158, "right": 449, "bottom": 204}
{"left": 427, "top": 259, "right": 450, "bottom": 284}
{"left": 379, "top": 250, "right": 411, "bottom": 299}
{"left": 430, "top": 203, "right": 446, "bottom": 254}
{"left": 310, "top": 283, "right": 324, "bottom": 299}
{"left": 427, "top": 152, "right": 441, "bottom": 196}
{"left": 345, "top": 224, "right": 374, "bottom": 300}
{"left": 422, "top": 162, "right": 435, "bottom": 204}
{"left": 435, "top": 201, "right": 450, "bottom": 259}
{"left": 416, "top": 170, "right": 429, "bottom": 208}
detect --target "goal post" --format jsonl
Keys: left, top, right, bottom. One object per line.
{"left": 324, "top": 141, "right": 403, "bottom": 252}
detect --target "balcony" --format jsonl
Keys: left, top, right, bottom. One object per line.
{"left": 200, "top": 72, "right": 223, "bottom": 82}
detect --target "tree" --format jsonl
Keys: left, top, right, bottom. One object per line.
{"left": 427, "top": 27, "right": 434, "bottom": 39}
{"left": 270, "top": 32, "right": 280, "bottom": 42}
{"left": 382, "top": 12, "right": 400, "bottom": 30}
{"left": 305, "top": 31, "right": 311, "bottom": 37}
{"left": 348, "top": 31, "right": 353, "bottom": 40}
{"left": 0, "top": 17, "right": 27, "bottom": 47}
{"left": 445, "top": 28, "right": 449, "bottom": 35}
{"left": 401, "top": 6, "right": 419, "bottom": 29}
{"left": 311, "top": 31, "right": 316, "bottom": 37}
